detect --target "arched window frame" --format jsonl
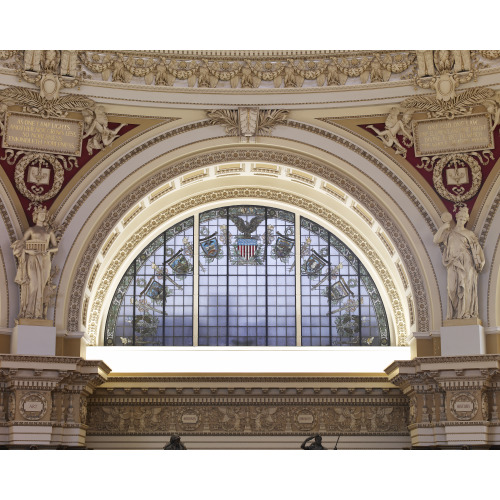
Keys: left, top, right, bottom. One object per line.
{"left": 105, "top": 205, "right": 390, "bottom": 347}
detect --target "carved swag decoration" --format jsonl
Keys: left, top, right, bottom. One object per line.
{"left": 0, "top": 50, "right": 497, "bottom": 90}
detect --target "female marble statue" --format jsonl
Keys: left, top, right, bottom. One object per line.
{"left": 433, "top": 207, "right": 485, "bottom": 320}
{"left": 11, "top": 206, "right": 58, "bottom": 320}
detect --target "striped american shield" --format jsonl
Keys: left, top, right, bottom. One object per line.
{"left": 237, "top": 238, "right": 258, "bottom": 260}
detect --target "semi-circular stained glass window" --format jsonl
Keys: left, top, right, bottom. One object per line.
{"left": 105, "top": 206, "right": 389, "bottom": 347}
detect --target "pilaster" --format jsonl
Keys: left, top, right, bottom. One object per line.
{"left": 0, "top": 355, "right": 110, "bottom": 448}
{"left": 386, "top": 355, "right": 500, "bottom": 448}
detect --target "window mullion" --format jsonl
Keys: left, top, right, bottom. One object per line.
{"left": 296, "top": 216, "right": 301, "bottom": 347}
{"left": 132, "top": 259, "right": 136, "bottom": 346}
{"left": 162, "top": 233, "right": 166, "bottom": 346}
{"left": 193, "top": 215, "right": 199, "bottom": 346}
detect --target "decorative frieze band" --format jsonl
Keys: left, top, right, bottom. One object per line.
{"left": 1, "top": 51, "right": 498, "bottom": 90}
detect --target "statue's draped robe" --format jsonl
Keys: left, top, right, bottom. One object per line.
{"left": 441, "top": 228, "right": 485, "bottom": 319}
{"left": 12, "top": 235, "right": 53, "bottom": 319}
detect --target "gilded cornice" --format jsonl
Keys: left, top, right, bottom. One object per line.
{"left": 0, "top": 354, "right": 111, "bottom": 371}
{"left": 103, "top": 375, "right": 393, "bottom": 383}
{"left": 0, "top": 246, "right": 8, "bottom": 328}
{"left": 385, "top": 355, "right": 500, "bottom": 375}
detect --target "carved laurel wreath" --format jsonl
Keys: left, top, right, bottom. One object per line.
{"left": 19, "top": 392, "right": 48, "bottom": 421}
{"left": 449, "top": 392, "right": 478, "bottom": 421}
{"left": 13, "top": 153, "right": 65, "bottom": 203}
{"left": 431, "top": 153, "right": 483, "bottom": 203}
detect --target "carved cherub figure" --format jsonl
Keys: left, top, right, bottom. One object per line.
{"left": 197, "top": 62, "right": 211, "bottom": 88}
{"left": 367, "top": 107, "right": 414, "bottom": 157}
{"left": 240, "top": 61, "right": 254, "bottom": 88}
{"left": 82, "top": 106, "right": 127, "bottom": 154}
{"left": 42, "top": 50, "right": 60, "bottom": 73}
{"left": 370, "top": 55, "right": 384, "bottom": 82}
{"left": 284, "top": 60, "right": 297, "bottom": 87}
{"left": 154, "top": 58, "right": 171, "bottom": 86}
{"left": 434, "top": 50, "right": 454, "bottom": 73}
{"left": 483, "top": 92, "right": 500, "bottom": 131}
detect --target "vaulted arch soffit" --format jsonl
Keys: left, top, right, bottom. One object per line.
{"left": 56, "top": 120, "right": 445, "bottom": 342}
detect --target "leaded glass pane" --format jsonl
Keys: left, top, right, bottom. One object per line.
{"left": 198, "top": 206, "right": 295, "bottom": 346}
{"left": 105, "top": 218, "right": 194, "bottom": 346}
{"left": 300, "top": 217, "right": 389, "bottom": 346}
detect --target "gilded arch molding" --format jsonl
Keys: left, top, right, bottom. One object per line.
{"left": 85, "top": 186, "right": 408, "bottom": 346}
{"left": 0, "top": 246, "right": 8, "bottom": 328}
{"left": 64, "top": 148, "right": 432, "bottom": 336}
